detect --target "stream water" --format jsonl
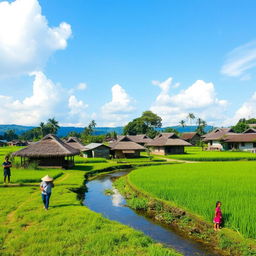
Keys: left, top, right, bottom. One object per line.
{"left": 83, "top": 170, "right": 217, "bottom": 256}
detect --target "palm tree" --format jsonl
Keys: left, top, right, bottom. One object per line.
{"left": 39, "top": 122, "right": 46, "bottom": 136}
{"left": 187, "top": 113, "right": 196, "bottom": 125}
{"left": 47, "top": 118, "right": 60, "bottom": 134}
{"left": 179, "top": 120, "right": 186, "bottom": 127}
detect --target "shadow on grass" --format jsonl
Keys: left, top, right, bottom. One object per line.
{"left": 51, "top": 204, "right": 80, "bottom": 208}
{"left": 73, "top": 165, "right": 94, "bottom": 172}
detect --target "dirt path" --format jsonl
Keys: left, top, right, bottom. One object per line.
{"left": 158, "top": 157, "right": 199, "bottom": 164}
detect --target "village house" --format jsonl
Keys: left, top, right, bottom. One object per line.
{"left": 202, "top": 128, "right": 236, "bottom": 150}
{"left": 12, "top": 134, "right": 80, "bottom": 168}
{"left": 7, "top": 140, "right": 28, "bottom": 146}
{"left": 83, "top": 143, "right": 110, "bottom": 158}
{"left": 147, "top": 133, "right": 191, "bottom": 155}
{"left": 109, "top": 136, "right": 145, "bottom": 158}
{"left": 126, "top": 134, "right": 152, "bottom": 146}
{"left": 65, "top": 137, "right": 85, "bottom": 151}
{"left": 223, "top": 133, "right": 256, "bottom": 151}
{"left": 180, "top": 132, "right": 201, "bottom": 145}
{"left": 0, "top": 140, "right": 7, "bottom": 147}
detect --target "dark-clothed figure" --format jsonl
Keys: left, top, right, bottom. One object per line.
{"left": 3, "top": 156, "right": 12, "bottom": 184}
{"left": 40, "top": 175, "right": 54, "bottom": 210}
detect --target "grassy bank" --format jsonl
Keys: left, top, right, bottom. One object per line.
{"left": 0, "top": 148, "right": 180, "bottom": 256}
{"left": 162, "top": 147, "right": 256, "bottom": 161}
{"left": 123, "top": 162, "right": 256, "bottom": 255}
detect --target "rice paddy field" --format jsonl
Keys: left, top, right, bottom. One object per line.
{"left": 0, "top": 146, "right": 179, "bottom": 256}
{"left": 128, "top": 162, "right": 256, "bottom": 239}
{"left": 163, "top": 147, "right": 256, "bottom": 161}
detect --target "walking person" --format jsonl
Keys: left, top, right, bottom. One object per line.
{"left": 40, "top": 175, "right": 54, "bottom": 210}
{"left": 3, "top": 156, "right": 12, "bottom": 184}
{"left": 213, "top": 201, "right": 222, "bottom": 231}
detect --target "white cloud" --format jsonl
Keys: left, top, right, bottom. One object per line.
{"left": 221, "top": 40, "right": 256, "bottom": 79}
{"left": 0, "top": 0, "right": 72, "bottom": 76}
{"left": 77, "top": 82, "right": 87, "bottom": 90}
{"left": 150, "top": 77, "right": 228, "bottom": 126}
{"left": 101, "top": 84, "right": 135, "bottom": 126}
{"left": 0, "top": 71, "right": 61, "bottom": 125}
{"left": 68, "top": 95, "right": 88, "bottom": 124}
{"left": 223, "top": 92, "right": 256, "bottom": 126}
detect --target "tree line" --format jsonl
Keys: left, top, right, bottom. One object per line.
{"left": 4, "top": 110, "right": 248, "bottom": 144}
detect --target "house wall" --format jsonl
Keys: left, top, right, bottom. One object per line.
{"left": 189, "top": 135, "right": 201, "bottom": 145}
{"left": 208, "top": 140, "right": 223, "bottom": 150}
{"left": 93, "top": 146, "right": 110, "bottom": 158}
{"left": 151, "top": 146, "right": 166, "bottom": 155}
{"left": 112, "top": 150, "right": 141, "bottom": 158}
{"left": 151, "top": 146, "right": 184, "bottom": 155}
{"left": 227, "top": 142, "right": 255, "bottom": 151}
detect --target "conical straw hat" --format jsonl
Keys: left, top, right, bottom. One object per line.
{"left": 41, "top": 175, "right": 53, "bottom": 182}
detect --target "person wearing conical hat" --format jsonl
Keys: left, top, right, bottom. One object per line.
{"left": 40, "top": 175, "right": 54, "bottom": 210}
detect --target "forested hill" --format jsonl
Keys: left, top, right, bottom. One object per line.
{"left": 0, "top": 124, "right": 213, "bottom": 136}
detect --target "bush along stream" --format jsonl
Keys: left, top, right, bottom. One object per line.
{"left": 114, "top": 174, "right": 256, "bottom": 256}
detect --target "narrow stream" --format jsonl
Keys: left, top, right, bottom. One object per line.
{"left": 83, "top": 170, "right": 217, "bottom": 256}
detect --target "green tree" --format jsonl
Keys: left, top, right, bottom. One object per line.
{"left": 47, "top": 118, "right": 60, "bottom": 134}
{"left": 3, "top": 129, "right": 18, "bottom": 141}
{"left": 187, "top": 113, "right": 196, "bottom": 125}
{"left": 179, "top": 120, "right": 186, "bottom": 127}
{"left": 123, "top": 111, "right": 162, "bottom": 138}
{"left": 67, "top": 131, "right": 81, "bottom": 138}
{"left": 163, "top": 127, "right": 180, "bottom": 136}
{"left": 196, "top": 118, "right": 207, "bottom": 135}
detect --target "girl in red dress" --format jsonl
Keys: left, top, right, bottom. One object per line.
{"left": 213, "top": 201, "right": 222, "bottom": 231}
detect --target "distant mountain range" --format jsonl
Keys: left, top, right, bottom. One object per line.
{"left": 0, "top": 124, "right": 214, "bottom": 137}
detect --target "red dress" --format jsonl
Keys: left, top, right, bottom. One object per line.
{"left": 213, "top": 207, "right": 222, "bottom": 224}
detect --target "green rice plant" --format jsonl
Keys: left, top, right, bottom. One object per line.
{"left": 161, "top": 146, "right": 256, "bottom": 161}
{"left": 128, "top": 162, "right": 256, "bottom": 239}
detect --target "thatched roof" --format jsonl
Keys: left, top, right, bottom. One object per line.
{"left": 126, "top": 134, "right": 152, "bottom": 144}
{"left": 110, "top": 136, "right": 145, "bottom": 151}
{"left": 147, "top": 133, "right": 191, "bottom": 146}
{"left": 180, "top": 132, "right": 200, "bottom": 140}
{"left": 65, "top": 137, "right": 85, "bottom": 151}
{"left": 224, "top": 134, "right": 256, "bottom": 143}
{"left": 243, "top": 128, "right": 256, "bottom": 134}
{"left": 202, "top": 128, "right": 235, "bottom": 141}
{"left": 12, "top": 134, "right": 80, "bottom": 157}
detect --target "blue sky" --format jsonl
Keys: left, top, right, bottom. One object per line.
{"left": 0, "top": 0, "right": 256, "bottom": 127}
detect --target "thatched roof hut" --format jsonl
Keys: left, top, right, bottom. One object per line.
{"left": 147, "top": 133, "right": 191, "bottom": 155}
{"left": 65, "top": 137, "right": 85, "bottom": 151}
{"left": 12, "top": 134, "right": 80, "bottom": 168}
{"left": 109, "top": 136, "right": 145, "bottom": 158}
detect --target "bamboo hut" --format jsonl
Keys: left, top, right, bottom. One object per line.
{"left": 147, "top": 133, "right": 191, "bottom": 155}
{"left": 109, "top": 136, "right": 145, "bottom": 158}
{"left": 12, "top": 134, "right": 80, "bottom": 168}
{"left": 65, "top": 137, "right": 85, "bottom": 151}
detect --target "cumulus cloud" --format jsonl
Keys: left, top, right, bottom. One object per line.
{"left": 0, "top": 72, "right": 61, "bottom": 125}
{"left": 150, "top": 77, "right": 228, "bottom": 125}
{"left": 101, "top": 84, "right": 135, "bottom": 126}
{"left": 67, "top": 95, "right": 88, "bottom": 125}
{"left": 223, "top": 92, "right": 256, "bottom": 126}
{"left": 0, "top": 0, "right": 72, "bottom": 76}
{"left": 221, "top": 40, "right": 256, "bottom": 79}
{"left": 0, "top": 72, "right": 89, "bottom": 126}
{"left": 77, "top": 82, "right": 87, "bottom": 90}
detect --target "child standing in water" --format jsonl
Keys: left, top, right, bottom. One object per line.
{"left": 213, "top": 201, "right": 222, "bottom": 231}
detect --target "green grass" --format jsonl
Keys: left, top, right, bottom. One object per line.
{"left": 0, "top": 147, "right": 180, "bottom": 256}
{"left": 128, "top": 162, "right": 256, "bottom": 239}
{"left": 163, "top": 146, "right": 256, "bottom": 161}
